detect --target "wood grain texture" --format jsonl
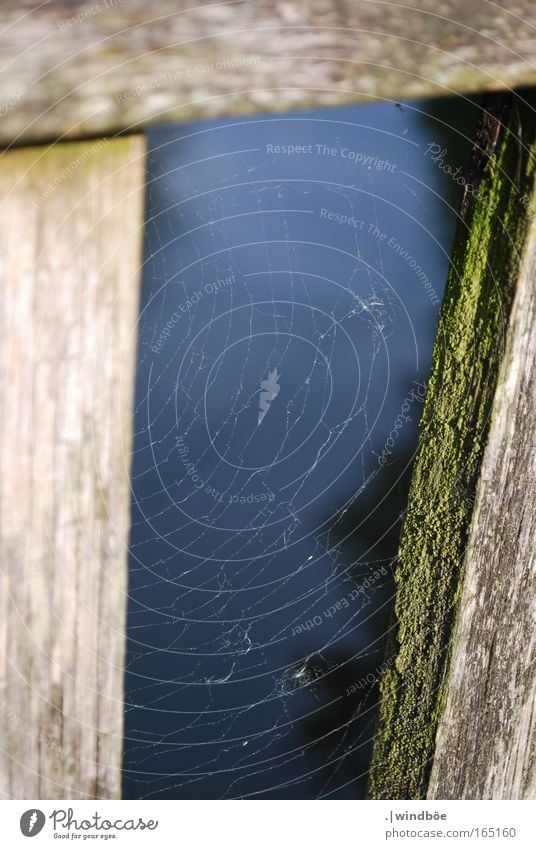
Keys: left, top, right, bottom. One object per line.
{"left": 0, "top": 136, "right": 146, "bottom": 798}
{"left": 1, "top": 0, "right": 536, "bottom": 147}
{"left": 427, "top": 199, "right": 536, "bottom": 800}
{"left": 368, "top": 92, "right": 536, "bottom": 799}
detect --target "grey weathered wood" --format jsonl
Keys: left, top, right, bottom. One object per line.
{"left": 1, "top": 0, "right": 536, "bottom": 147}
{"left": 369, "top": 92, "right": 536, "bottom": 799}
{"left": 0, "top": 136, "right": 146, "bottom": 799}
{"left": 427, "top": 207, "right": 536, "bottom": 800}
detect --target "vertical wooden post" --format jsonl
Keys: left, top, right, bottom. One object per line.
{"left": 427, "top": 188, "right": 536, "bottom": 800}
{"left": 0, "top": 137, "right": 145, "bottom": 798}
{"left": 369, "top": 92, "right": 536, "bottom": 799}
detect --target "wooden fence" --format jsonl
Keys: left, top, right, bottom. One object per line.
{"left": 0, "top": 0, "right": 534, "bottom": 800}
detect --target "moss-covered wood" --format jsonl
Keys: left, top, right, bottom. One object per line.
{"left": 428, "top": 174, "right": 536, "bottom": 801}
{"left": 368, "top": 91, "right": 536, "bottom": 799}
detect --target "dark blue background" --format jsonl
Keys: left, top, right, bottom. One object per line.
{"left": 123, "top": 97, "right": 477, "bottom": 799}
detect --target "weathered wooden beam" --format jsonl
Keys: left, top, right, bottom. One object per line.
{"left": 1, "top": 0, "right": 536, "bottom": 147}
{"left": 427, "top": 189, "right": 536, "bottom": 801}
{"left": 0, "top": 136, "right": 145, "bottom": 798}
{"left": 368, "top": 91, "right": 536, "bottom": 799}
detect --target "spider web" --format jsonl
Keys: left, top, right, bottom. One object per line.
{"left": 123, "top": 101, "right": 468, "bottom": 799}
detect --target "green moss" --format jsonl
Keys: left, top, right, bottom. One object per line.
{"left": 368, "top": 93, "right": 536, "bottom": 799}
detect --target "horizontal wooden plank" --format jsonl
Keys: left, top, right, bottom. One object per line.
{"left": 0, "top": 136, "right": 146, "bottom": 798}
{"left": 368, "top": 91, "right": 536, "bottom": 799}
{"left": 1, "top": 0, "right": 536, "bottom": 146}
